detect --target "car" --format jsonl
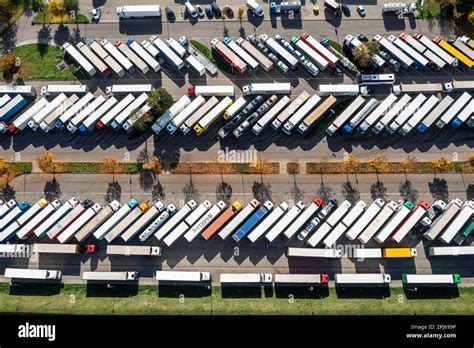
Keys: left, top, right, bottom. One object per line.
{"left": 357, "top": 5, "right": 366, "bottom": 17}
{"left": 313, "top": 5, "right": 319, "bottom": 14}
{"left": 234, "top": 112, "right": 259, "bottom": 137}
{"left": 178, "top": 36, "right": 188, "bottom": 47}
{"left": 379, "top": 50, "right": 391, "bottom": 61}
{"left": 218, "top": 114, "right": 244, "bottom": 138}
{"left": 185, "top": 1, "right": 198, "bottom": 18}
{"left": 341, "top": 4, "right": 351, "bottom": 16}
{"left": 277, "top": 61, "right": 289, "bottom": 74}
{"left": 317, "top": 199, "right": 337, "bottom": 219}
{"left": 211, "top": 2, "right": 222, "bottom": 17}
{"left": 224, "top": 5, "right": 234, "bottom": 18}
{"left": 358, "top": 34, "right": 369, "bottom": 42}
{"left": 389, "top": 59, "right": 401, "bottom": 72}
{"left": 242, "top": 95, "right": 263, "bottom": 115}
{"left": 265, "top": 95, "right": 278, "bottom": 107}
{"left": 292, "top": 50, "right": 306, "bottom": 64}
{"left": 205, "top": 5, "right": 214, "bottom": 18}
{"left": 304, "top": 61, "right": 319, "bottom": 76}
{"left": 268, "top": 53, "right": 279, "bottom": 64}
{"left": 165, "top": 6, "right": 176, "bottom": 21}
{"left": 90, "top": 8, "right": 101, "bottom": 21}
{"left": 283, "top": 41, "right": 294, "bottom": 53}
{"left": 297, "top": 217, "right": 321, "bottom": 241}
{"left": 196, "top": 5, "right": 205, "bottom": 18}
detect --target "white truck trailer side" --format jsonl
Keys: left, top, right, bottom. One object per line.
{"left": 184, "top": 201, "right": 227, "bottom": 242}
{"left": 252, "top": 96, "right": 290, "bottom": 135}
{"left": 154, "top": 200, "right": 197, "bottom": 241}
{"left": 7, "top": 98, "right": 49, "bottom": 133}
{"left": 373, "top": 94, "right": 412, "bottom": 134}
{"left": 399, "top": 95, "right": 439, "bottom": 135}
{"left": 439, "top": 201, "right": 474, "bottom": 244}
{"left": 326, "top": 96, "right": 366, "bottom": 136}
{"left": 345, "top": 199, "right": 385, "bottom": 240}
{"left": 28, "top": 93, "right": 68, "bottom": 130}
{"left": 115, "top": 40, "right": 149, "bottom": 75}
{"left": 272, "top": 91, "right": 309, "bottom": 130}
{"left": 97, "top": 94, "right": 135, "bottom": 129}
{"left": 388, "top": 93, "right": 427, "bottom": 133}
{"left": 16, "top": 200, "right": 61, "bottom": 240}
{"left": 248, "top": 202, "right": 289, "bottom": 243}
{"left": 55, "top": 93, "right": 95, "bottom": 129}
{"left": 82, "top": 271, "right": 138, "bottom": 281}
{"left": 151, "top": 36, "right": 184, "bottom": 70}
{"left": 417, "top": 95, "right": 454, "bottom": 133}
{"left": 67, "top": 95, "right": 106, "bottom": 133}
{"left": 152, "top": 95, "right": 191, "bottom": 135}
{"left": 127, "top": 39, "right": 160, "bottom": 72}
{"left": 138, "top": 204, "right": 177, "bottom": 242}
{"left": 423, "top": 198, "right": 463, "bottom": 241}
{"left": 391, "top": 201, "right": 430, "bottom": 243}
{"left": 264, "top": 201, "right": 305, "bottom": 242}
{"left": 79, "top": 97, "right": 117, "bottom": 133}
{"left": 40, "top": 94, "right": 79, "bottom": 132}
{"left": 283, "top": 198, "right": 323, "bottom": 239}
{"left": 104, "top": 202, "right": 149, "bottom": 242}
{"left": 287, "top": 247, "right": 343, "bottom": 258}
{"left": 374, "top": 202, "right": 414, "bottom": 243}
{"left": 101, "top": 39, "right": 134, "bottom": 73}
{"left": 88, "top": 39, "right": 125, "bottom": 77}
{"left": 46, "top": 201, "right": 89, "bottom": 239}
{"left": 283, "top": 94, "right": 321, "bottom": 135}
{"left": 428, "top": 246, "right": 474, "bottom": 256}
{"left": 106, "top": 245, "right": 161, "bottom": 256}
{"left": 4, "top": 268, "right": 61, "bottom": 280}
{"left": 34, "top": 198, "right": 80, "bottom": 238}
{"left": 436, "top": 92, "right": 472, "bottom": 129}
{"left": 357, "top": 201, "right": 398, "bottom": 244}
{"left": 242, "top": 83, "right": 291, "bottom": 95}
{"left": 62, "top": 43, "right": 96, "bottom": 77}
{"left": 41, "top": 84, "right": 88, "bottom": 96}
{"left": 335, "top": 273, "right": 391, "bottom": 284}
{"left": 74, "top": 200, "right": 121, "bottom": 242}
{"left": 93, "top": 199, "right": 137, "bottom": 240}
{"left": 57, "top": 203, "right": 103, "bottom": 243}
{"left": 220, "top": 273, "right": 272, "bottom": 284}
{"left": 219, "top": 200, "right": 260, "bottom": 240}
{"left": 323, "top": 200, "right": 367, "bottom": 247}
{"left": 166, "top": 96, "right": 206, "bottom": 134}
{"left": 358, "top": 94, "right": 398, "bottom": 133}
{"left": 156, "top": 271, "right": 211, "bottom": 283}
{"left": 120, "top": 201, "right": 165, "bottom": 242}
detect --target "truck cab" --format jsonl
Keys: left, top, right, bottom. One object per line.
{"left": 126, "top": 272, "right": 139, "bottom": 281}
{"left": 260, "top": 273, "right": 273, "bottom": 283}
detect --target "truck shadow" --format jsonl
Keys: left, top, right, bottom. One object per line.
{"left": 9, "top": 282, "right": 62, "bottom": 296}
{"left": 335, "top": 285, "right": 391, "bottom": 298}
{"left": 274, "top": 285, "right": 329, "bottom": 299}
{"left": 85, "top": 283, "right": 139, "bottom": 297}
{"left": 157, "top": 284, "right": 211, "bottom": 298}
{"left": 403, "top": 286, "right": 460, "bottom": 299}
{"left": 221, "top": 285, "right": 270, "bottom": 298}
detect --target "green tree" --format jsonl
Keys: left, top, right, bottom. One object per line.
{"left": 147, "top": 88, "right": 174, "bottom": 116}
{"left": 63, "top": 0, "right": 79, "bottom": 13}
{"left": 367, "top": 42, "right": 380, "bottom": 55}
{"left": 352, "top": 45, "right": 371, "bottom": 67}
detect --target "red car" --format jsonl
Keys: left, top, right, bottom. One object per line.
{"left": 224, "top": 6, "right": 234, "bottom": 18}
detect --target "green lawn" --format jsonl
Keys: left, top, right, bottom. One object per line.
{"left": 1, "top": 283, "right": 473, "bottom": 315}
{"left": 190, "top": 39, "right": 233, "bottom": 75}
{"left": 32, "top": 11, "right": 89, "bottom": 24}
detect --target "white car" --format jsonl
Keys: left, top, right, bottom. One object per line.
{"left": 304, "top": 61, "right": 319, "bottom": 76}
{"left": 277, "top": 61, "right": 289, "bottom": 74}
{"left": 90, "top": 8, "right": 101, "bottom": 21}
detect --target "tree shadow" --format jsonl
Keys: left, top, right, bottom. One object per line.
{"left": 342, "top": 181, "right": 360, "bottom": 204}
{"left": 53, "top": 24, "right": 71, "bottom": 46}
{"left": 43, "top": 177, "right": 61, "bottom": 202}
{"left": 105, "top": 181, "right": 122, "bottom": 203}
{"left": 370, "top": 180, "right": 387, "bottom": 200}
{"left": 152, "top": 180, "right": 166, "bottom": 202}
{"left": 37, "top": 25, "right": 52, "bottom": 49}
{"left": 216, "top": 182, "right": 232, "bottom": 205}
{"left": 399, "top": 180, "right": 418, "bottom": 203}
{"left": 252, "top": 181, "right": 272, "bottom": 202}
{"left": 467, "top": 184, "right": 474, "bottom": 200}
{"left": 139, "top": 169, "right": 155, "bottom": 192}
{"left": 2, "top": 24, "right": 18, "bottom": 52}
{"left": 1, "top": 183, "right": 16, "bottom": 201}
{"left": 317, "top": 182, "right": 333, "bottom": 204}
{"left": 428, "top": 178, "right": 449, "bottom": 201}
{"left": 183, "top": 179, "right": 200, "bottom": 202}
{"left": 70, "top": 27, "right": 83, "bottom": 45}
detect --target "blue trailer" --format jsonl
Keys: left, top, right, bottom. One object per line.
{"left": 0, "top": 95, "right": 28, "bottom": 122}
{"left": 232, "top": 201, "right": 273, "bottom": 242}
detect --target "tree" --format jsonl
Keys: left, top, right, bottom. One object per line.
{"left": 400, "top": 156, "right": 418, "bottom": 174}
{"left": 142, "top": 156, "right": 162, "bottom": 174}
{"left": 132, "top": 110, "right": 154, "bottom": 133}
{"left": 100, "top": 156, "right": 120, "bottom": 179}
{"left": 238, "top": 7, "right": 244, "bottom": 22}
{"left": 0, "top": 159, "right": 9, "bottom": 176}
{"left": 36, "top": 152, "right": 56, "bottom": 173}
{"left": 367, "top": 42, "right": 380, "bottom": 56}
{"left": 429, "top": 156, "right": 450, "bottom": 174}
{"left": 468, "top": 154, "right": 474, "bottom": 167}
{"left": 368, "top": 155, "right": 389, "bottom": 174}
{"left": 63, "top": 0, "right": 79, "bottom": 13}
{"left": 2, "top": 52, "right": 17, "bottom": 73}
{"left": 147, "top": 88, "right": 174, "bottom": 116}
{"left": 352, "top": 45, "right": 371, "bottom": 67}
{"left": 343, "top": 154, "right": 359, "bottom": 175}
{"left": 48, "top": 0, "right": 65, "bottom": 17}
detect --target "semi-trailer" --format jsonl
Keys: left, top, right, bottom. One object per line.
{"left": 163, "top": 200, "right": 211, "bottom": 247}
{"left": 399, "top": 95, "right": 439, "bottom": 135}
{"left": 193, "top": 96, "right": 232, "bottom": 135}
{"left": 398, "top": 33, "right": 446, "bottom": 70}
{"left": 265, "top": 201, "right": 305, "bottom": 242}
{"left": 326, "top": 96, "right": 366, "bottom": 136}
{"left": 358, "top": 94, "right": 397, "bottom": 133}
{"left": 298, "top": 95, "right": 337, "bottom": 134}
{"left": 388, "top": 35, "right": 429, "bottom": 70}
{"left": 156, "top": 271, "right": 211, "bottom": 283}
{"left": 116, "top": 5, "right": 161, "bottom": 18}
{"left": 55, "top": 93, "right": 94, "bottom": 129}
{"left": 79, "top": 97, "right": 117, "bottom": 133}
{"left": 201, "top": 200, "right": 243, "bottom": 241}
{"left": 115, "top": 40, "right": 149, "bottom": 75}
{"left": 141, "top": 39, "right": 160, "bottom": 58}
{"left": 323, "top": 200, "right": 367, "bottom": 247}
{"left": 459, "top": 36, "right": 474, "bottom": 49}
{"left": 219, "top": 199, "right": 260, "bottom": 240}
{"left": 307, "top": 200, "right": 352, "bottom": 247}
{"left": 0, "top": 199, "right": 16, "bottom": 217}
{"left": 40, "top": 94, "right": 79, "bottom": 132}
{"left": 0, "top": 85, "right": 36, "bottom": 96}
{"left": 423, "top": 198, "right": 463, "bottom": 241}
{"left": 413, "top": 33, "right": 458, "bottom": 66}
{"left": 282, "top": 94, "right": 321, "bottom": 134}
{"left": 224, "top": 97, "right": 247, "bottom": 120}
{"left": 40, "top": 84, "right": 88, "bottom": 96}
{"left": 428, "top": 246, "right": 474, "bottom": 256}
{"left": 101, "top": 39, "right": 134, "bottom": 73}
{"left": 0, "top": 222, "right": 22, "bottom": 242}
{"left": 283, "top": 197, "right": 324, "bottom": 239}
{"left": 260, "top": 34, "right": 298, "bottom": 70}
{"left": 88, "top": 39, "right": 125, "bottom": 77}
{"left": 439, "top": 200, "right": 474, "bottom": 244}
{"left": 104, "top": 202, "right": 149, "bottom": 242}
{"left": 0, "top": 202, "right": 29, "bottom": 231}
{"left": 343, "top": 98, "right": 379, "bottom": 133}
{"left": 185, "top": 55, "right": 205, "bottom": 76}
{"left": 187, "top": 85, "right": 235, "bottom": 97}
{"left": 150, "top": 36, "right": 184, "bottom": 70}
{"left": 105, "top": 84, "right": 153, "bottom": 96}
{"left": 5, "top": 98, "right": 48, "bottom": 133}
{"left": 357, "top": 201, "right": 398, "bottom": 244}
{"left": 16, "top": 198, "right": 48, "bottom": 228}
{"left": 155, "top": 200, "right": 198, "bottom": 241}
{"left": 32, "top": 243, "right": 94, "bottom": 254}
{"left": 47, "top": 200, "right": 93, "bottom": 239}
{"left": 4, "top": 268, "right": 62, "bottom": 281}
{"left": 166, "top": 96, "right": 206, "bottom": 134}
{"left": 236, "top": 38, "right": 273, "bottom": 72}
{"left": 93, "top": 199, "right": 138, "bottom": 240}
{"left": 287, "top": 247, "right": 343, "bottom": 258}
{"left": 57, "top": 203, "right": 102, "bottom": 243}
{"left": 0, "top": 95, "right": 28, "bottom": 123}
{"left": 28, "top": 93, "right": 68, "bottom": 130}
{"left": 232, "top": 201, "right": 274, "bottom": 242}
{"left": 77, "top": 42, "right": 111, "bottom": 77}
{"left": 62, "top": 43, "right": 97, "bottom": 77}
{"left": 373, "top": 94, "right": 412, "bottom": 134}
{"left": 220, "top": 273, "right": 273, "bottom": 284}
{"left": 123, "top": 104, "right": 151, "bottom": 132}
{"left": 247, "top": 202, "right": 288, "bottom": 243}
{"left": 452, "top": 99, "right": 474, "bottom": 127}
{"left": 120, "top": 201, "right": 165, "bottom": 242}
{"left": 242, "top": 83, "right": 291, "bottom": 96}
{"left": 301, "top": 33, "right": 339, "bottom": 67}
{"left": 271, "top": 91, "right": 309, "bottom": 130}
{"left": 388, "top": 93, "right": 427, "bottom": 133}
{"left": 181, "top": 97, "right": 218, "bottom": 135}
{"left": 402, "top": 274, "right": 461, "bottom": 285}
{"left": 167, "top": 38, "right": 186, "bottom": 59}
{"left": 373, "top": 34, "right": 413, "bottom": 69}
{"left": 335, "top": 273, "right": 391, "bottom": 285}
{"left": 138, "top": 204, "right": 177, "bottom": 242}
{"left": 252, "top": 96, "right": 290, "bottom": 135}
{"left": 34, "top": 198, "right": 80, "bottom": 238}
{"left": 106, "top": 245, "right": 161, "bottom": 256}
{"left": 374, "top": 201, "right": 414, "bottom": 243}
{"left": 390, "top": 201, "right": 430, "bottom": 242}
{"left": 152, "top": 95, "right": 191, "bottom": 135}
{"left": 274, "top": 273, "right": 329, "bottom": 285}
{"left": 97, "top": 94, "right": 135, "bottom": 129}
{"left": 82, "top": 271, "right": 138, "bottom": 281}
{"left": 74, "top": 200, "right": 120, "bottom": 242}
{"left": 185, "top": 201, "right": 227, "bottom": 242}
{"left": 417, "top": 95, "right": 454, "bottom": 133}
{"left": 436, "top": 92, "right": 472, "bottom": 129}
{"left": 223, "top": 37, "right": 259, "bottom": 72}
{"left": 110, "top": 92, "right": 148, "bottom": 129}
{"left": 291, "top": 37, "right": 329, "bottom": 71}
{"left": 433, "top": 37, "right": 473, "bottom": 70}
{"left": 318, "top": 84, "right": 362, "bottom": 97}
{"left": 67, "top": 96, "right": 105, "bottom": 133}
{"left": 127, "top": 39, "right": 160, "bottom": 72}
{"left": 16, "top": 200, "right": 61, "bottom": 240}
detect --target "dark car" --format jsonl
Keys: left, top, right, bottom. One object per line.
{"left": 224, "top": 5, "right": 234, "bottom": 18}
{"left": 205, "top": 5, "right": 213, "bottom": 18}
{"left": 165, "top": 6, "right": 176, "bottom": 21}
{"left": 358, "top": 34, "right": 369, "bottom": 42}
{"left": 341, "top": 4, "right": 351, "bottom": 16}
{"left": 211, "top": 2, "right": 222, "bottom": 17}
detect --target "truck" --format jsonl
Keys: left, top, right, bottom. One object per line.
{"left": 272, "top": 91, "right": 309, "bottom": 130}
{"left": 398, "top": 33, "right": 446, "bottom": 70}
{"left": 200, "top": 201, "right": 244, "bottom": 241}
{"left": 423, "top": 198, "right": 463, "bottom": 241}
{"left": 5, "top": 98, "right": 48, "bottom": 133}
{"left": 141, "top": 39, "right": 160, "bottom": 58}
{"left": 106, "top": 245, "right": 161, "bottom": 256}
{"left": 163, "top": 200, "right": 211, "bottom": 247}
{"left": 265, "top": 201, "right": 305, "bottom": 242}
{"left": 373, "top": 94, "right": 412, "bottom": 134}
{"left": 433, "top": 37, "right": 473, "bottom": 70}
{"left": 150, "top": 36, "right": 184, "bottom": 70}
{"left": 383, "top": 248, "right": 417, "bottom": 258}
{"left": 283, "top": 198, "right": 324, "bottom": 239}
{"left": 0, "top": 201, "right": 29, "bottom": 232}
{"left": 0, "top": 85, "right": 36, "bottom": 97}
{"left": 388, "top": 35, "right": 429, "bottom": 70}
{"left": 399, "top": 95, "right": 439, "bottom": 135}
{"left": 358, "top": 94, "right": 397, "bottom": 133}
{"left": 324, "top": 0, "right": 341, "bottom": 15}
{"left": 104, "top": 202, "right": 149, "bottom": 242}
{"left": 194, "top": 97, "right": 232, "bottom": 135}
{"left": 428, "top": 246, "right": 474, "bottom": 256}
{"left": 357, "top": 201, "right": 398, "bottom": 244}
{"left": 439, "top": 201, "right": 474, "bottom": 244}
{"left": 242, "top": 83, "right": 291, "bottom": 96}
{"left": 96, "top": 94, "right": 134, "bottom": 129}
{"left": 269, "top": 1, "right": 301, "bottom": 15}
{"left": 459, "top": 36, "right": 474, "bottom": 49}
{"left": 156, "top": 271, "right": 211, "bottom": 283}
{"left": 55, "top": 93, "right": 95, "bottom": 129}
{"left": 452, "top": 99, "right": 474, "bottom": 127}
{"left": 287, "top": 247, "right": 343, "bottom": 258}
{"left": 101, "top": 39, "right": 134, "bottom": 74}
{"left": 88, "top": 39, "right": 125, "bottom": 77}
{"left": 115, "top": 40, "right": 149, "bottom": 75}
{"left": 436, "top": 92, "right": 472, "bottom": 129}
{"left": 187, "top": 85, "right": 235, "bottom": 98}
{"left": 300, "top": 33, "right": 339, "bottom": 68}
{"left": 116, "top": 5, "right": 161, "bottom": 18}
{"left": 390, "top": 201, "right": 430, "bottom": 243}
{"left": 219, "top": 200, "right": 260, "bottom": 240}
{"left": 413, "top": 33, "right": 458, "bottom": 66}
{"left": 343, "top": 98, "right": 379, "bottom": 133}
{"left": 335, "top": 273, "right": 391, "bottom": 285}
{"left": 417, "top": 95, "right": 454, "bottom": 133}
{"left": 224, "top": 97, "right": 247, "bottom": 120}
{"left": 220, "top": 273, "right": 272, "bottom": 284}
{"left": 138, "top": 204, "right": 177, "bottom": 242}
{"left": 110, "top": 92, "right": 148, "bottom": 129}
{"left": 155, "top": 200, "right": 197, "bottom": 241}
{"left": 402, "top": 274, "right": 461, "bottom": 285}
{"left": 259, "top": 34, "right": 298, "bottom": 70}
{"left": 318, "top": 84, "right": 366, "bottom": 97}
{"left": 47, "top": 200, "right": 93, "bottom": 239}
{"left": 62, "top": 43, "right": 97, "bottom": 77}
{"left": 166, "top": 96, "right": 206, "bottom": 134}
{"left": 274, "top": 273, "right": 329, "bottom": 285}
{"left": 246, "top": 0, "right": 264, "bottom": 16}
{"left": 326, "top": 96, "right": 366, "bottom": 136}
{"left": 40, "top": 94, "right": 79, "bottom": 132}
{"left": 0, "top": 199, "right": 16, "bottom": 217}
{"left": 16, "top": 198, "right": 48, "bottom": 228}
{"left": 323, "top": 200, "right": 368, "bottom": 247}
{"left": 232, "top": 201, "right": 273, "bottom": 242}
{"left": 40, "top": 84, "right": 88, "bottom": 96}
{"left": 236, "top": 38, "right": 273, "bottom": 72}
{"left": 32, "top": 243, "right": 95, "bottom": 254}
{"left": 184, "top": 201, "right": 227, "bottom": 242}
{"left": 82, "top": 271, "right": 138, "bottom": 281}
{"left": 16, "top": 200, "right": 62, "bottom": 240}
{"left": 34, "top": 198, "right": 80, "bottom": 238}
{"left": 93, "top": 199, "right": 138, "bottom": 240}
{"left": 79, "top": 97, "right": 117, "bottom": 133}
{"left": 388, "top": 94, "right": 427, "bottom": 133}
{"left": 67, "top": 96, "right": 106, "bottom": 133}
{"left": 382, "top": 2, "right": 416, "bottom": 14}
{"left": 152, "top": 95, "right": 191, "bottom": 135}
{"left": 28, "top": 93, "right": 68, "bottom": 130}
{"left": 0, "top": 95, "right": 28, "bottom": 123}
{"left": 77, "top": 42, "right": 111, "bottom": 77}
{"left": 57, "top": 203, "right": 102, "bottom": 243}
{"left": 167, "top": 38, "right": 186, "bottom": 59}
{"left": 252, "top": 96, "right": 290, "bottom": 135}
{"left": 117, "top": 102, "right": 150, "bottom": 133}
{"left": 181, "top": 98, "right": 219, "bottom": 135}
{"left": 127, "top": 39, "right": 160, "bottom": 73}
{"left": 120, "top": 201, "right": 165, "bottom": 242}
{"left": 343, "top": 199, "right": 386, "bottom": 241}
{"left": 74, "top": 201, "right": 120, "bottom": 242}
{"left": 373, "top": 34, "right": 413, "bottom": 70}
{"left": 374, "top": 201, "right": 414, "bottom": 243}
{"left": 4, "top": 268, "right": 61, "bottom": 281}
{"left": 185, "top": 55, "right": 205, "bottom": 76}
{"left": 247, "top": 202, "right": 288, "bottom": 243}
{"left": 283, "top": 94, "right": 321, "bottom": 135}
{"left": 105, "top": 84, "right": 153, "bottom": 97}
{"left": 223, "top": 37, "right": 259, "bottom": 72}
{"left": 0, "top": 222, "right": 22, "bottom": 242}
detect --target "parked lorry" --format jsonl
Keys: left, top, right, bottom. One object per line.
{"left": 298, "top": 95, "right": 337, "bottom": 134}
{"left": 105, "top": 202, "right": 149, "bottom": 242}
{"left": 252, "top": 96, "right": 290, "bottom": 135}
{"left": 265, "top": 201, "right": 305, "bottom": 242}
{"left": 342, "top": 98, "right": 379, "bottom": 133}
{"left": 41, "top": 84, "right": 88, "bottom": 96}
{"left": 93, "top": 199, "right": 138, "bottom": 240}
{"left": 373, "top": 34, "right": 413, "bottom": 69}
{"left": 74, "top": 200, "right": 120, "bottom": 242}
{"left": 260, "top": 34, "right": 298, "bottom": 69}
{"left": 0, "top": 198, "right": 15, "bottom": 217}
{"left": 423, "top": 198, "right": 463, "bottom": 241}
{"left": 185, "top": 55, "right": 205, "bottom": 76}
{"left": 152, "top": 95, "right": 191, "bottom": 135}
{"left": 210, "top": 38, "right": 247, "bottom": 74}
{"left": 243, "top": 83, "right": 290, "bottom": 96}
{"left": 373, "top": 94, "right": 412, "bottom": 134}
{"left": 272, "top": 91, "right": 309, "bottom": 129}
{"left": 274, "top": 273, "right": 329, "bottom": 285}
{"left": 428, "top": 246, "right": 474, "bottom": 256}
{"left": 28, "top": 93, "right": 68, "bottom": 130}
{"left": 436, "top": 92, "right": 472, "bottom": 129}
{"left": 402, "top": 274, "right": 461, "bottom": 285}
{"left": 55, "top": 93, "right": 95, "bottom": 129}
{"left": 127, "top": 39, "right": 160, "bottom": 73}
{"left": 88, "top": 39, "right": 125, "bottom": 77}
{"left": 33, "top": 198, "right": 79, "bottom": 238}
{"left": 357, "top": 201, "right": 398, "bottom": 244}
{"left": 283, "top": 197, "right": 324, "bottom": 239}
{"left": 452, "top": 99, "right": 474, "bottom": 127}
{"left": 40, "top": 94, "right": 79, "bottom": 132}
{"left": 439, "top": 201, "right": 474, "bottom": 244}
{"left": 220, "top": 273, "right": 273, "bottom": 284}
{"left": 335, "top": 273, "right": 391, "bottom": 285}
{"left": 388, "top": 34, "right": 429, "bottom": 70}
{"left": 391, "top": 201, "right": 430, "bottom": 243}
{"left": 110, "top": 92, "right": 148, "bottom": 129}
{"left": 416, "top": 95, "right": 454, "bottom": 133}
{"left": 287, "top": 247, "right": 343, "bottom": 258}
{"left": 47, "top": 200, "right": 93, "bottom": 239}
{"left": 115, "top": 40, "right": 149, "bottom": 75}
{"left": 323, "top": 200, "right": 367, "bottom": 247}
{"left": 0, "top": 85, "right": 36, "bottom": 96}
{"left": 116, "top": 5, "right": 161, "bottom": 18}
{"left": 120, "top": 201, "right": 165, "bottom": 242}
{"left": 392, "top": 83, "right": 444, "bottom": 95}
{"left": 318, "top": 84, "right": 368, "bottom": 97}
{"left": 77, "top": 42, "right": 111, "bottom": 77}
{"left": 400, "top": 95, "right": 439, "bottom": 135}
{"left": 374, "top": 201, "right": 414, "bottom": 243}
{"left": 283, "top": 94, "right": 321, "bottom": 135}
{"left": 4, "top": 268, "right": 62, "bottom": 281}
{"left": 200, "top": 200, "right": 243, "bottom": 241}
{"left": 358, "top": 94, "right": 397, "bottom": 133}
{"left": 79, "top": 97, "right": 118, "bottom": 133}
{"left": 138, "top": 204, "right": 177, "bottom": 242}
{"left": 187, "top": 85, "right": 235, "bottom": 97}
{"left": 326, "top": 96, "right": 366, "bottom": 136}
{"left": 346, "top": 199, "right": 386, "bottom": 240}
{"left": 67, "top": 96, "right": 106, "bottom": 133}
{"left": 194, "top": 97, "right": 232, "bottom": 135}
{"left": 248, "top": 202, "right": 288, "bottom": 243}
{"left": 0, "top": 201, "right": 29, "bottom": 231}
{"left": 32, "top": 243, "right": 96, "bottom": 254}
{"left": 16, "top": 200, "right": 62, "bottom": 240}
{"left": 5, "top": 98, "right": 48, "bottom": 133}
{"left": 57, "top": 203, "right": 103, "bottom": 243}
{"left": 16, "top": 198, "right": 49, "bottom": 229}
{"left": 97, "top": 94, "right": 135, "bottom": 129}
{"left": 300, "top": 33, "right": 339, "bottom": 68}
{"left": 232, "top": 201, "right": 274, "bottom": 242}
{"left": 82, "top": 271, "right": 138, "bottom": 281}
{"left": 224, "top": 37, "right": 259, "bottom": 72}
{"left": 106, "top": 245, "right": 161, "bottom": 256}
{"left": 155, "top": 200, "right": 197, "bottom": 241}
{"left": 166, "top": 96, "right": 206, "bottom": 134}
{"left": 269, "top": 1, "right": 302, "bottom": 15}
{"left": 388, "top": 94, "right": 427, "bottom": 133}
{"left": 185, "top": 201, "right": 227, "bottom": 242}
{"left": 151, "top": 36, "right": 184, "bottom": 70}
{"left": 247, "top": 0, "right": 264, "bottom": 16}
{"left": 62, "top": 43, "right": 97, "bottom": 77}
{"left": 219, "top": 200, "right": 260, "bottom": 240}
{"left": 156, "top": 271, "right": 211, "bottom": 283}
{"left": 101, "top": 39, "right": 135, "bottom": 73}
{"left": 236, "top": 38, "right": 273, "bottom": 72}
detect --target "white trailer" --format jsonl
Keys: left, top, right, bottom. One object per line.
{"left": 62, "top": 43, "right": 96, "bottom": 77}
{"left": 388, "top": 93, "right": 427, "bottom": 133}
{"left": 271, "top": 91, "right": 309, "bottom": 130}
{"left": 402, "top": 274, "right": 460, "bottom": 285}
{"left": 399, "top": 95, "right": 439, "bottom": 135}
{"left": 141, "top": 39, "right": 160, "bottom": 58}
{"left": 105, "top": 84, "right": 153, "bottom": 96}
{"left": 162, "top": 201, "right": 211, "bottom": 246}
{"left": 252, "top": 96, "right": 290, "bottom": 135}
{"left": 343, "top": 98, "right": 379, "bottom": 133}
{"left": 274, "top": 274, "right": 328, "bottom": 285}
{"left": 373, "top": 94, "right": 412, "bottom": 134}
{"left": 293, "top": 38, "right": 329, "bottom": 71}
{"left": 187, "top": 85, "right": 235, "bottom": 97}
{"left": 166, "top": 38, "right": 186, "bottom": 59}
{"left": 88, "top": 39, "right": 125, "bottom": 77}
{"left": 82, "top": 271, "right": 138, "bottom": 281}
{"left": 184, "top": 201, "right": 227, "bottom": 242}
{"left": 115, "top": 41, "right": 149, "bottom": 75}
{"left": 28, "top": 93, "right": 68, "bottom": 130}
{"left": 155, "top": 200, "right": 197, "bottom": 241}
{"left": 127, "top": 39, "right": 160, "bottom": 72}
{"left": 391, "top": 201, "right": 430, "bottom": 243}
{"left": 116, "top": 5, "right": 160, "bottom": 18}
{"left": 439, "top": 201, "right": 474, "bottom": 244}
{"left": 423, "top": 198, "right": 463, "bottom": 241}
{"left": 6, "top": 98, "right": 48, "bottom": 133}
{"left": 452, "top": 99, "right": 474, "bottom": 127}
{"left": 357, "top": 201, "right": 398, "bottom": 244}
{"left": 110, "top": 92, "right": 148, "bottom": 129}
{"left": 151, "top": 36, "right": 184, "bottom": 70}
{"left": 166, "top": 96, "right": 206, "bottom": 134}
{"left": 417, "top": 95, "right": 454, "bottom": 133}
{"left": 46, "top": 201, "right": 90, "bottom": 239}
{"left": 287, "top": 247, "right": 343, "bottom": 258}
{"left": 104, "top": 202, "right": 149, "bottom": 243}
{"left": 101, "top": 39, "right": 134, "bottom": 74}
{"left": 283, "top": 94, "right": 321, "bottom": 135}
{"left": 55, "top": 93, "right": 95, "bottom": 129}
{"left": 156, "top": 271, "right": 211, "bottom": 283}
{"left": 180, "top": 97, "right": 218, "bottom": 135}
{"left": 358, "top": 94, "right": 397, "bottom": 133}
{"left": 220, "top": 273, "right": 272, "bottom": 284}
{"left": 73, "top": 201, "right": 120, "bottom": 242}
{"left": 346, "top": 199, "right": 385, "bottom": 241}
{"left": 40, "top": 84, "right": 88, "bottom": 96}
{"left": 0, "top": 222, "right": 21, "bottom": 242}
{"left": 436, "top": 92, "right": 472, "bottom": 129}
{"left": 34, "top": 198, "right": 80, "bottom": 238}
{"left": 236, "top": 38, "right": 273, "bottom": 72}
{"left": 67, "top": 96, "right": 105, "bottom": 133}
{"left": 373, "top": 34, "right": 413, "bottom": 69}
{"left": 248, "top": 202, "right": 289, "bottom": 243}
{"left": 262, "top": 201, "right": 304, "bottom": 242}
{"left": 261, "top": 35, "right": 298, "bottom": 69}
{"left": 79, "top": 97, "right": 117, "bottom": 133}
{"left": 185, "top": 55, "right": 205, "bottom": 76}
{"left": 57, "top": 203, "right": 102, "bottom": 244}
{"left": 219, "top": 200, "right": 259, "bottom": 240}
{"left": 388, "top": 35, "right": 429, "bottom": 70}
{"left": 152, "top": 95, "right": 191, "bottom": 135}
{"left": 243, "top": 83, "right": 291, "bottom": 96}
{"left": 224, "top": 38, "right": 259, "bottom": 72}
{"left": 93, "top": 199, "right": 137, "bottom": 240}
{"left": 77, "top": 42, "right": 111, "bottom": 77}
{"left": 138, "top": 204, "right": 177, "bottom": 242}
{"left": 16, "top": 200, "right": 61, "bottom": 240}
{"left": 392, "top": 83, "right": 444, "bottom": 95}
{"left": 283, "top": 198, "right": 323, "bottom": 239}
{"left": 374, "top": 202, "right": 414, "bottom": 243}
{"left": 0, "top": 199, "right": 16, "bottom": 217}
{"left": 414, "top": 33, "right": 458, "bottom": 66}
{"left": 335, "top": 273, "right": 391, "bottom": 284}
{"left": 326, "top": 96, "right": 366, "bottom": 136}
{"left": 97, "top": 94, "right": 135, "bottom": 129}
{"left": 40, "top": 94, "right": 78, "bottom": 132}
{"left": 318, "top": 84, "right": 361, "bottom": 97}
{"left": 323, "top": 200, "right": 367, "bottom": 247}
{"left": 4, "top": 268, "right": 61, "bottom": 280}
{"left": 16, "top": 198, "right": 48, "bottom": 227}
{"left": 32, "top": 244, "right": 82, "bottom": 254}
{"left": 0, "top": 202, "right": 29, "bottom": 231}
{"left": 399, "top": 33, "right": 446, "bottom": 70}
{"left": 224, "top": 97, "right": 247, "bottom": 120}
{"left": 107, "top": 245, "right": 161, "bottom": 256}
{"left": 428, "top": 246, "right": 474, "bottom": 256}
{"left": 120, "top": 201, "right": 165, "bottom": 242}
{"left": 0, "top": 85, "right": 36, "bottom": 97}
